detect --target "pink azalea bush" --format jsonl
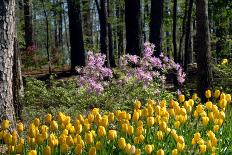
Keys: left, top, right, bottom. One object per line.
{"left": 76, "top": 42, "right": 186, "bottom": 94}
{"left": 76, "top": 51, "right": 113, "bottom": 94}
{"left": 119, "top": 42, "right": 186, "bottom": 86}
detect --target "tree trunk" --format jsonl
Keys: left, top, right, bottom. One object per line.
{"left": 67, "top": 0, "right": 86, "bottom": 72}
{"left": 82, "top": 0, "right": 93, "bottom": 49}
{"left": 53, "top": 0, "right": 59, "bottom": 48}
{"left": 42, "top": 0, "right": 52, "bottom": 75}
{"left": 116, "top": 2, "right": 124, "bottom": 61}
{"left": 195, "top": 0, "right": 213, "bottom": 100}
{"left": 107, "top": 0, "right": 115, "bottom": 67}
{"left": 0, "top": 0, "right": 16, "bottom": 127}
{"left": 13, "top": 38, "right": 24, "bottom": 120}
{"left": 173, "top": 0, "right": 177, "bottom": 62}
{"left": 58, "top": 0, "right": 63, "bottom": 50}
{"left": 95, "top": 0, "right": 110, "bottom": 66}
{"left": 23, "top": 0, "right": 33, "bottom": 48}
{"left": 62, "top": 1, "right": 70, "bottom": 54}
{"left": 178, "top": 0, "right": 188, "bottom": 64}
{"left": 125, "top": 0, "right": 143, "bottom": 56}
{"left": 184, "top": 0, "right": 194, "bottom": 71}
{"left": 150, "top": 0, "right": 163, "bottom": 56}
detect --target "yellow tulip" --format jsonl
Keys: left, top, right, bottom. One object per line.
{"left": 171, "top": 149, "right": 178, "bottom": 155}
{"left": 145, "top": 145, "right": 153, "bottom": 154}
{"left": 219, "top": 99, "right": 227, "bottom": 108}
{"left": 50, "top": 121, "right": 58, "bottom": 131}
{"left": 60, "top": 143, "right": 69, "bottom": 153}
{"left": 134, "top": 100, "right": 141, "bottom": 109}
{"left": 214, "top": 90, "right": 220, "bottom": 98}
{"left": 226, "top": 94, "right": 231, "bottom": 103}
{"left": 132, "top": 111, "right": 140, "bottom": 122}
{"left": 202, "top": 117, "right": 209, "bottom": 125}
{"left": 43, "top": 146, "right": 51, "bottom": 155}
{"left": 89, "top": 147, "right": 96, "bottom": 155}
{"left": 199, "top": 144, "right": 206, "bottom": 154}
{"left": 135, "top": 148, "right": 141, "bottom": 155}
{"left": 156, "top": 131, "right": 163, "bottom": 140}
{"left": 1, "top": 120, "right": 10, "bottom": 130}
{"left": 134, "top": 136, "right": 140, "bottom": 144}
{"left": 75, "top": 144, "right": 83, "bottom": 155}
{"left": 147, "top": 117, "right": 155, "bottom": 127}
{"left": 159, "top": 121, "right": 167, "bottom": 132}
{"left": 213, "top": 125, "right": 219, "bottom": 132}
{"left": 108, "top": 112, "right": 114, "bottom": 122}
{"left": 122, "top": 123, "right": 129, "bottom": 133}
{"left": 118, "top": 137, "right": 126, "bottom": 149}
{"left": 16, "top": 143, "right": 23, "bottom": 154}
{"left": 92, "top": 108, "right": 100, "bottom": 116}
{"left": 125, "top": 143, "right": 132, "bottom": 154}
{"left": 177, "top": 142, "right": 185, "bottom": 151}
{"left": 108, "top": 130, "right": 117, "bottom": 140}
{"left": 28, "top": 150, "right": 37, "bottom": 155}
{"left": 157, "top": 149, "right": 164, "bottom": 155}
{"left": 192, "top": 93, "right": 198, "bottom": 101}
{"left": 128, "top": 125, "right": 134, "bottom": 135}
{"left": 136, "top": 126, "right": 143, "bottom": 136}
{"left": 85, "top": 132, "right": 93, "bottom": 144}
{"left": 178, "top": 94, "right": 185, "bottom": 103}
{"left": 17, "top": 122, "right": 24, "bottom": 133}
{"left": 97, "top": 126, "right": 106, "bottom": 137}
{"left": 87, "top": 113, "right": 94, "bottom": 123}
{"left": 194, "top": 132, "right": 201, "bottom": 141}
{"left": 205, "top": 89, "right": 211, "bottom": 98}
{"left": 96, "top": 141, "right": 101, "bottom": 150}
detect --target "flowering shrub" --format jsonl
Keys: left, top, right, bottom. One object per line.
{"left": 77, "top": 42, "right": 185, "bottom": 94}
{"left": 119, "top": 42, "right": 186, "bottom": 86}
{"left": 1, "top": 90, "right": 231, "bottom": 155}
{"left": 76, "top": 51, "right": 113, "bottom": 94}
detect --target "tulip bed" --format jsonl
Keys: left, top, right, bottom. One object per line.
{"left": 0, "top": 90, "right": 231, "bottom": 155}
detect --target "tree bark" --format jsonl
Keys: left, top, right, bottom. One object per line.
{"left": 116, "top": 2, "right": 124, "bottom": 61}
{"left": 42, "top": 0, "right": 52, "bottom": 75}
{"left": 58, "top": 0, "right": 63, "bottom": 50}
{"left": 23, "top": 0, "right": 34, "bottom": 48}
{"left": 82, "top": 0, "right": 93, "bottom": 49}
{"left": 125, "top": 0, "right": 143, "bottom": 56}
{"left": 178, "top": 0, "right": 188, "bottom": 64}
{"left": 150, "top": 0, "right": 163, "bottom": 56}
{"left": 0, "top": 0, "right": 16, "bottom": 127}
{"left": 67, "top": 0, "right": 86, "bottom": 72}
{"left": 107, "top": 0, "right": 115, "bottom": 67}
{"left": 13, "top": 38, "right": 24, "bottom": 120}
{"left": 172, "top": 0, "right": 177, "bottom": 62}
{"left": 95, "top": 0, "right": 110, "bottom": 66}
{"left": 184, "top": 0, "right": 194, "bottom": 71}
{"left": 195, "top": 0, "right": 213, "bottom": 100}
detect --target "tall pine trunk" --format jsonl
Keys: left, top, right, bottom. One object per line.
{"left": 150, "top": 0, "right": 163, "bottom": 56}
{"left": 95, "top": 0, "right": 110, "bottom": 66}
{"left": 82, "top": 0, "right": 93, "bottom": 49}
{"left": 184, "top": 0, "right": 194, "bottom": 71}
{"left": 0, "top": 0, "right": 16, "bottom": 127}
{"left": 23, "top": 0, "right": 33, "bottom": 48}
{"left": 107, "top": 0, "right": 115, "bottom": 67}
{"left": 116, "top": 2, "right": 124, "bottom": 61}
{"left": 172, "top": 0, "right": 177, "bottom": 62}
{"left": 58, "top": 0, "right": 63, "bottom": 50}
{"left": 67, "top": 0, "right": 85, "bottom": 71}
{"left": 125, "top": 0, "right": 143, "bottom": 56}
{"left": 178, "top": 0, "right": 188, "bottom": 64}
{"left": 195, "top": 0, "right": 213, "bottom": 100}
{"left": 13, "top": 38, "right": 24, "bottom": 120}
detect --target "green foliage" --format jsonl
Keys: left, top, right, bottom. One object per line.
{"left": 22, "top": 74, "right": 174, "bottom": 119}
